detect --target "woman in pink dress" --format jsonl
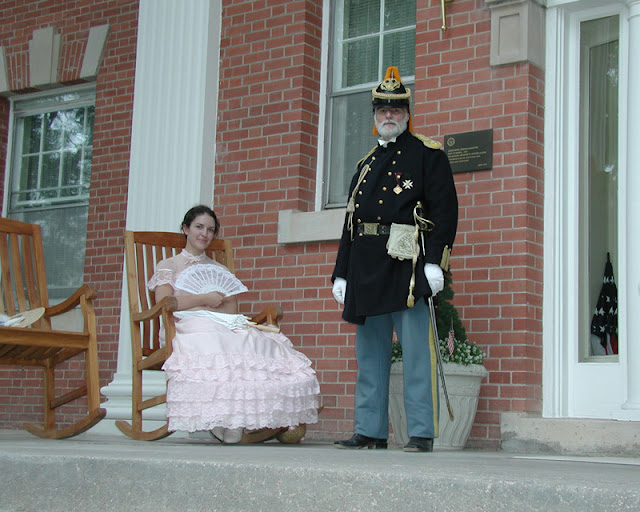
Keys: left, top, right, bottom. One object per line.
{"left": 148, "top": 205, "right": 320, "bottom": 444}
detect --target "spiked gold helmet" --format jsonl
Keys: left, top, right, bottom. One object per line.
{"left": 372, "top": 66, "right": 413, "bottom": 134}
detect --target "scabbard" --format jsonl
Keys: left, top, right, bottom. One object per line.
{"left": 428, "top": 295, "right": 454, "bottom": 421}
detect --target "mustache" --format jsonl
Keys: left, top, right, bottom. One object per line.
{"left": 379, "top": 120, "right": 400, "bottom": 130}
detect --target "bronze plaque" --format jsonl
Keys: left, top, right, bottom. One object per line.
{"left": 443, "top": 129, "right": 493, "bottom": 174}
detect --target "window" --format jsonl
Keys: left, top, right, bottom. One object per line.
{"left": 578, "top": 16, "right": 619, "bottom": 359}
{"left": 324, "top": 0, "right": 416, "bottom": 208}
{"left": 7, "top": 87, "right": 95, "bottom": 300}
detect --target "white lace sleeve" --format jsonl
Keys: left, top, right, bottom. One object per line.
{"left": 147, "top": 258, "right": 176, "bottom": 290}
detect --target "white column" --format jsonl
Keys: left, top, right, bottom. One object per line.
{"left": 95, "top": 0, "right": 222, "bottom": 433}
{"left": 622, "top": 0, "right": 640, "bottom": 412}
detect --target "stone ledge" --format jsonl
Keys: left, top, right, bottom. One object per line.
{"left": 501, "top": 413, "right": 640, "bottom": 456}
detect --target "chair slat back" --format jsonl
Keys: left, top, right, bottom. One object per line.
{"left": 0, "top": 218, "right": 49, "bottom": 326}
{"left": 124, "top": 231, "right": 234, "bottom": 356}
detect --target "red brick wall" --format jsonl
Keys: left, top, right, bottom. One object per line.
{"left": 413, "top": 0, "right": 544, "bottom": 447}
{"left": 0, "top": 0, "right": 138, "bottom": 429}
{"left": 216, "top": 0, "right": 544, "bottom": 448}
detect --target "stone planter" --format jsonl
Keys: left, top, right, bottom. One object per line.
{"left": 389, "top": 361, "right": 488, "bottom": 449}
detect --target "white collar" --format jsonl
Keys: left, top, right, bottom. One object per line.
{"left": 180, "top": 249, "right": 209, "bottom": 262}
{"left": 378, "top": 136, "right": 397, "bottom": 148}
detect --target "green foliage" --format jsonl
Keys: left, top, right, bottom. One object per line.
{"left": 437, "top": 337, "right": 485, "bottom": 365}
{"left": 391, "top": 272, "right": 485, "bottom": 366}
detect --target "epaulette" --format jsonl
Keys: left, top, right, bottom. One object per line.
{"left": 356, "top": 145, "right": 378, "bottom": 167}
{"left": 413, "top": 133, "right": 442, "bottom": 150}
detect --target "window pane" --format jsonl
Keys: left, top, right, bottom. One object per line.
{"left": 20, "top": 155, "right": 39, "bottom": 192}
{"left": 384, "top": 0, "right": 416, "bottom": 30}
{"left": 343, "top": 36, "right": 380, "bottom": 87}
{"left": 11, "top": 207, "right": 89, "bottom": 300}
{"left": 86, "top": 108, "right": 94, "bottom": 146}
{"left": 579, "top": 16, "right": 619, "bottom": 359}
{"left": 344, "top": 0, "right": 380, "bottom": 38}
{"left": 41, "top": 153, "right": 60, "bottom": 190}
{"left": 382, "top": 29, "right": 415, "bottom": 75}
{"left": 326, "top": 90, "right": 376, "bottom": 205}
{"left": 43, "top": 112, "right": 63, "bottom": 152}
{"left": 61, "top": 149, "right": 81, "bottom": 197}
{"left": 21, "top": 114, "right": 42, "bottom": 154}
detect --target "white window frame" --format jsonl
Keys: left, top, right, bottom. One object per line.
{"left": 2, "top": 84, "right": 96, "bottom": 299}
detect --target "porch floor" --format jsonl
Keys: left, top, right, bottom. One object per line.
{"left": 2, "top": 428, "right": 639, "bottom": 511}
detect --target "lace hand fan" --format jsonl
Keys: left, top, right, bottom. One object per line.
{"left": 174, "top": 264, "right": 248, "bottom": 296}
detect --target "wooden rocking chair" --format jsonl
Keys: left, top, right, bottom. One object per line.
{"left": 115, "top": 230, "right": 294, "bottom": 442}
{"left": 0, "top": 218, "right": 105, "bottom": 438}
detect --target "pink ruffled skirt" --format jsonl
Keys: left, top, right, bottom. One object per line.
{"left": 162, "top": 315, "right": 320, "bottom": 432}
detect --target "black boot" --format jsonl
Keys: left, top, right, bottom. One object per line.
{"left": 334, "top": 433, "right": 387, "bottom": 449}
{"left": 403, "top": 436, "right": 434, "bottom": 452}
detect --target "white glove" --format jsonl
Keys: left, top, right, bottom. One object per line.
{"left": 424, "top": 263, "right": 444, "bottom": 295}
{"left": 332, "top": 277, "right": 347, "bottom": 305}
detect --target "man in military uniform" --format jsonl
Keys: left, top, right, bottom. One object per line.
{"left": 331, "top": 66, "right": 458, "bottom": 452}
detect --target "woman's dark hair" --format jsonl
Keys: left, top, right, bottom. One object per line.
{"left": 181, "top": 205, "right": 220, "bottom": 236}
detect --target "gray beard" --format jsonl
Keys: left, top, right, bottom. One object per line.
{"left": 375, "top": 116, "right": 408, "bottom": 140}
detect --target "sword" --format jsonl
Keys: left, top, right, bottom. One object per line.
{"left": 416, "top": 202, "right": 454, "bottom": 421}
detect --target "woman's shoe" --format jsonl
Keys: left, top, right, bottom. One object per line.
{"left": 209, "top": 427, "right": 225, "bottom": 443}
{"left": 223, "top": 427, "right": 243, "bottom": 444}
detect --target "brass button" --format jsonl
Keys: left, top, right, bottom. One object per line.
{"left": 378, "top": 200, "right": 383, "bottom": 204}
{"left": 397, "top": 150, "right": 401, "bottom": 154}
{"left": 377, "top": 216, "right": 382, "bottom": 221}
{"left": 359, "top": 233, "right": 363, "bottom": 237}
{"left": 388, "top": 172, "right": 392, "bottom": 176}
{"left": 382, "top": 187, "right": 387, "bottom": 191}
{"left": 355, "top": 204, "right": 359, "bottom": 208}
{"left": 358, "top": 190, "right": 363, "bottom": 195}
{"left": 357, "top": 219, "right": 362, "bottom": 223}
{"left": 392, "top": 161, "right": 396, "bottom": 165}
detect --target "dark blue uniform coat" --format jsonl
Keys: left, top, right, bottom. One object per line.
{"left": 332, "top": 129, "right": 458, "bottom": 325}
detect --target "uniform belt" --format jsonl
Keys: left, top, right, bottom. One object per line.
{"left": 356, "top": 223, "right": 390, "bottom": 236}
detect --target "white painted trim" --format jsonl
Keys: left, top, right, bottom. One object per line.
{"left": 621, "top": 0, "right": 640, "bottom": 411}
{"left": 277, "top": 208, "right": 344, "bottom": 244}
{"left": 315, "top": 0, "right": 331, "bottom": 211}
{"left": 544, "top": 1, "right": 639, "bottom": 420}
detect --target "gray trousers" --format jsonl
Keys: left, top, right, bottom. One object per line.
{"left": 354, "top": 299, "right": 439, "bottom": 439}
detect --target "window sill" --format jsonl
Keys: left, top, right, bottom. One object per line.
{"left": 277, "top": 208, "right": 346, "bottom": 244}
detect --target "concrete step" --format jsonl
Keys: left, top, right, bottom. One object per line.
{"left": 2, "top": 429, "right": 640, "bottom": 511}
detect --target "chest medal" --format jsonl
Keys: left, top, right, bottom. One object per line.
{"left": 394, "top": 172, "right": 403, "bottom": 195}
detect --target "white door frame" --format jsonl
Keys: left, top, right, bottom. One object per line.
{"left": 543, "top": 0, "right": 640, "bottom": 420}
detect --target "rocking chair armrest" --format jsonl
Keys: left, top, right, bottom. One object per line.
{"left": 249, "top": 304, "right": 283, "bottom": 327}
{"left": 131, "top": 296, "right": 179, "bottom": 323}
{"left": 44, "top": 285, "right": 98, "bottom": 318}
